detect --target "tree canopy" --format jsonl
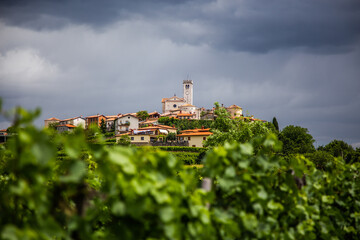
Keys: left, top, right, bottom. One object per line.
{"left": 136, "top": 110, "right": 149, "bottom": 121}
{"left": 278, "top": 125, "right": 315, "bottom": 154}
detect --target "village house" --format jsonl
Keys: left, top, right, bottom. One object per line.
{"left": 226, "top": 104, "right": 243, "bottom": 118}
{"left": 177, "top": 113, "right": 195, "bottom": 120}
{"left": 59, "top": 116, "right": 86, "bottom": 128}
{"left": 44, "top": 117, "right": 61, "bottom": 128}
{"left": 139, "top": 119, "right": 159, "bottom": 127}
{"left": 56, "top": 124, "right": 76, "bottom": 133}
{"left": 148, "top": 111, "right": 160, "bottom": 119}
{"left": 105, "top": 115, "right": 120, "bottom": 131}
{"left": 114, "top": 113, "right": 139, "bottom": 134}
{"left": 0, "top": 129, "right": 8, "bottom": 143}
{"left": 177, "top": 128, "right": 213, "bottom": 147}
{"left": 116, "top": 125, "right": 177, "bottom": 146}
{"left": 86, "top": 114, "right": 107, "bottom": 128}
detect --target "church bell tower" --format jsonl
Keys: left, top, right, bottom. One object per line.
{"left": 183, "top": 79, "right": 193, "bottom": 105}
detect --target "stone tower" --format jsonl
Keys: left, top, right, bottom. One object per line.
{"left": 183, "top": 80, "right": 193, "bottom": 105}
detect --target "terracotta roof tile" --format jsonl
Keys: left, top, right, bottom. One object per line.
{"left": 45, "top": 117, "right": 60, "bottom": 121}
{"left": 58, "top": 124, "right": 76, "bottom": 128}
{"left": 227, "top": 104, "right": 242, "bottom": 109}
{"left": 177, "top": 132, "right": 213, "bottom": 137}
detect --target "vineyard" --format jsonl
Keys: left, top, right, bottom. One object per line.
{"left": 0, "top": 106, "right": 360, "bottom": 239}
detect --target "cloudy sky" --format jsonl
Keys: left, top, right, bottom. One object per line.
{"left": 0, "top": 0, "right": 359, "bottom": 147}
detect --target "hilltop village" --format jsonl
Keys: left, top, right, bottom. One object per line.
{"left": 42, "top": 80, "right": 264, "bottom": 147}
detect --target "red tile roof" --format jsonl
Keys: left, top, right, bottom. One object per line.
{"left": 45, "top": 117, "right": 60, "bottom": 121}
{"left": 178, "top": 128, "right": 213, "bottom": 137}
{"left": 227, "top": 104, "right": 242, "bottom": 109}
{"left": 177, "top": 113, "right": 193, "bottom": 117}
{"left": 138, "top": 124, "right": 176, "bottom": 131}
{"left": 86, "top": 114, "right": 106, "bottom": 119}
{"left": 177, "top": 132, "right": 213, "bottom": 137}
{"left": 58, "top": 124, "right": 76, "bottom": 128}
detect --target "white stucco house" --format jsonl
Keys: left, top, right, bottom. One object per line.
{"left": 59, "top": 116, "right": 86, "bottom": 128}
{"left": 56, "top": 124, "right": 76, "bottom": 133}
{"left": 115, "top": 114, "right": 139, "bottom": 134}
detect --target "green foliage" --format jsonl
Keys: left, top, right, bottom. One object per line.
{"left": 170, "top": 152, "right": 202, "bottom": 165}
{"left": 158, "top": 117, "right": 212, "bottom": 131}
{"left": 100, "top": 119, "right": 106, "bottom": 134}
{"left": 153, "top": 146, "right": 206, "bottom": 153}
{"left": 305, "top": 151, "right": 337, "bottom": 171}
{"left": 0, "top": 106, "right": 213, "bottom": 239}
{"left": 211, "top": 102, "right": 233, "bottom": 132}
{"left": 136, "top": 110, "right": 149, "bottom": 121}
{"left": 205, "top": 120, "right": 275, "bottom": 148}
{"left": 1, "top": 102, "right": 360, "bottom": 239}
{"left": 272, "top": 117, "right": 279, "bottom": 131}
{"left": 104, "top": 131, "right": 114, "bottom": 138}
{"left": 117, "top": 135, "right": 131, "bottom": 146}
{"left": 150, "top": 146, "right": 207, "bottom": 165}
{"left": 279, "top": 125, "right": 315, "bottom": 155}
{"left": 204, "top": 134, "right": 360, "bottom": 239}
{"left": 319, "top": 139, "right": 358, "bottom": 163}
{"left": 204, "top": 102, "right": 275, "bottom": 148}
{"left": 165, "top": 132, "right": 177, "bottom": 141}
{"left": 47, "top": 122, "right": 59, "bottom": 130}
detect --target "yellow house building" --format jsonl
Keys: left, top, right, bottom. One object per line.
{"left": 44, "top": 117, "right": 60, "bottom": 128}
{"left": 177, "top": 128, "right": 213, "bottom": 147}
{"left": 115, "top": 125, "right": 177, "bottom": 145}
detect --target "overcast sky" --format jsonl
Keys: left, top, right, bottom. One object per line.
{"left": 0, "top": 0, "right": 360, "bottom": 147}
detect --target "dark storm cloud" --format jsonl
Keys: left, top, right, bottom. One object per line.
{"left": 0, "top": 0, "right": 360, "bottom": 147}
{"left": 203, "top": 0, "right": 360, "bottom": 53}
{"left": 1, "top": 0, "right": 359, "bottom": 53}
{"left": 0, "top": 0, "right": 192, "bottom": 29}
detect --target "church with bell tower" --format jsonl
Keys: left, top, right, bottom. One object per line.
{"left": 183, "top": 80, "right": 193, "bottom": 105}
{"left": 161, "top": 79, "right": 199, "bottom": 118}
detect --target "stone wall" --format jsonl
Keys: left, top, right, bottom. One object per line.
{"left": 151, "top": 141, "right": 189, "bottom": 147}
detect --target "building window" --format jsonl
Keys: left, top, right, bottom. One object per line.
{"left": 131, "top": 137, "right": 134, "bottom": 140}
{"left": 192, "top": 145, "right": 196, "bottom": 147}
{"left": 203, "top": 137, "right": 206, "bottom": 140}
{"left": 173, "top": 104, "right": 177, "bottom": 108}
{"left": 188, "top": 137, "right": 191, "bottom": 140}
{"left": 141, "top": 137, "right": 144, "bottom": 140}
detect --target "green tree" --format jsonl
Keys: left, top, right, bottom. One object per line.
{"left": 211, "top": 102, "right": 233, "bottom": 132}
{"left": 320, "top": 139, "right": 355, "bottom": 163}
{"left": 279, "top": 125, "right": 315, "bottom": 154}
{"left": 305, "top": 150, "right": 336, "bottom": 170}
{"left": 117, "top": 135, "right": 131, "bottom": 146}
{"left": 205, "top": 120, "right": 274, "bottom": 148}
{"left": 136, "top": 110, "right": 149, "bottom": 121}
{"left": 100, "top": 118, "right": 106, "bottom": 134}
{"left": 165, "top": 132, "right": 176, "bottom": 142}
{"left": 272, "top": 117, "right": 279, "bottom": 131}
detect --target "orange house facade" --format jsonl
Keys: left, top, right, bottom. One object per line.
{"left": 86, "top": 114, "right": 107, "bottom": 128}
{"left": 177, "top": 128, "right": 213, "bottom": 147}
